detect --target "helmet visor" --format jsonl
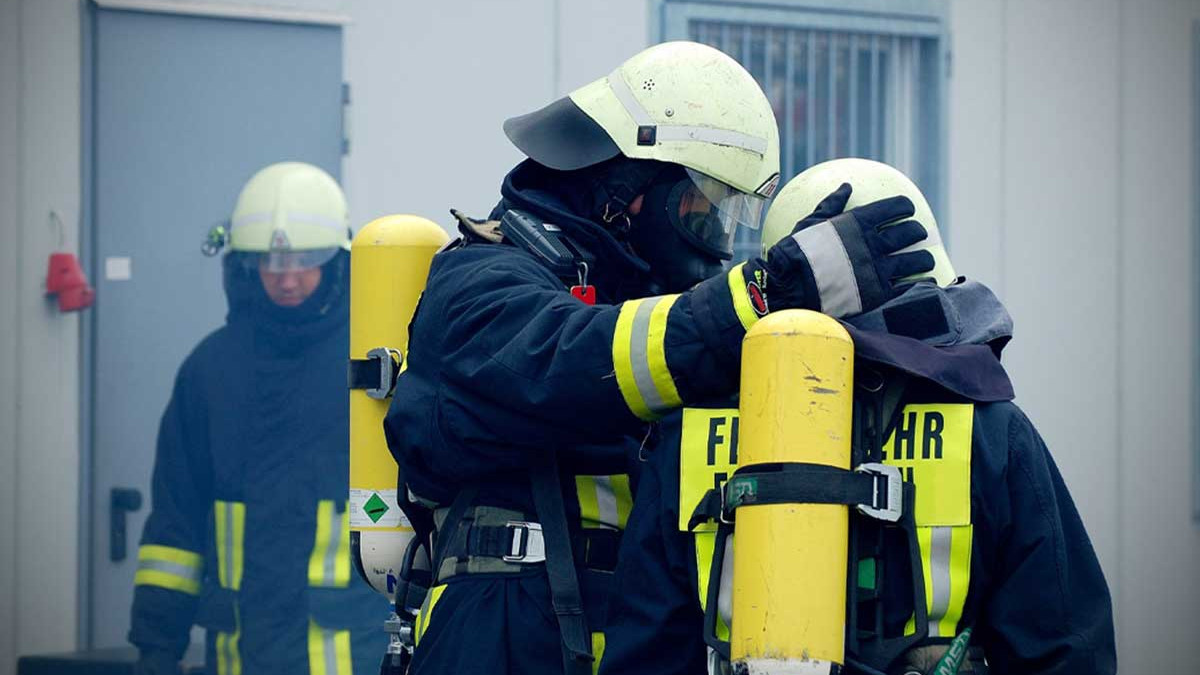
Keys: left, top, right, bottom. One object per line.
{"left": 236, "top": 247, "right": 338, "bottom": 273}
{"left": 672, "top": 169, "right": 766, "bottom": 259}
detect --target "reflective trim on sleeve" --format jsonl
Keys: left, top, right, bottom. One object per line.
{"left": 413, "top": 584, "right": 449, "bottom": 646}
{"left": 726, "top": 263, "right": 760, "bottom": 331}
{"left": 590, "top": 632, "right": 606, "bottom": 675}
{"left": 308, "top": 500, "right": 352, "bottom": 588}
{"left": 215, "top": 605, "right": 242, "bottom": 675}
{"left": 792, "top": 221, "right": 862, "bottom": 317}
{"left": 576, "top": 474, "right": 634, "bottom": 530}
{"left": 612, "top": 295, "right": 684, "bottom": 421}
{"left": 308, "top": 618, "right": 352, "bottom": 675}
{"left": 214, "top": 501, "right": 245, "bottom": 591}
{"left": 134, "top": 545, "right": 203, "bottom": 595}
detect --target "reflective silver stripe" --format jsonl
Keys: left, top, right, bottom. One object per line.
{"left": 321, "top": 506, "right": 342, "bottom": 586}
{"left": 222, "top": 504, "right": 235, "bottom": 589}
{"left": 322, "top": 629, "right": 339, "bottom": 675}
{"left": 137, "top": 558, "right": 201, "bottom": 582}
{"left": 927, "top": 526, "right": 953, "bottom": 637}
{"left": 792, "top": 222, "right": 862, "bottom": 317}
{"left": 593, "top": 476, "right": 619, "bottom": 528}
{"left": 628, "top": 297, "right": 669, "bottom": 415}
{"left": 232, "top": 210, "right": 343, "bottom": 231}
{"left": 607, "top": 68, "right": 768, "bottom": 156}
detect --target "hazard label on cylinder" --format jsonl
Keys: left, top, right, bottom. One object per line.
{"left": 349, "top": 488, "right": 408, "bottom": 529}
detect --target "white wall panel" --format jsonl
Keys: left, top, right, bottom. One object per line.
{"left": 1116, "top": 0, "right": 1200, "bottom": 668}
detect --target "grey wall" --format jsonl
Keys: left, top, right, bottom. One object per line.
{"left": 0, "top": 1, "right": 84, "bottom": 673}
{"left": 948, "top": 0, "right": 1200, "bottom": 668}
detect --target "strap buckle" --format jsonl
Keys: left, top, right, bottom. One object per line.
{"left": 365, "top": 347, "right": 402, "bottom": 400}
{"left": 855, "top": 462, "right": 903, "bottom": 522}
{"left": 502, "top": 521, "right": 546, "bottom": 563}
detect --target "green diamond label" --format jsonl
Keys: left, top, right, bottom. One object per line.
{"left": 363, "top": 493, "right": 390, "bottom": 523}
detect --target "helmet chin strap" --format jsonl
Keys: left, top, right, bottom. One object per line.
{"left": 585, "top": 158, "right": 670, "bottom": 237}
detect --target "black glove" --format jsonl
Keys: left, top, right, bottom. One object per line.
{"left": 745, "top": 183, "right": 935, "bottom": 318}
{"left": 134, "top": 650, "right": 181, "bottom": 675}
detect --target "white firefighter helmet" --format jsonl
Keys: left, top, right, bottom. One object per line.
{"left": 229, "top": 161, "right": 349, "bottom": 272}
{"left": 761, "top": 158, "right": 956, "bottom": 287}
{"left": 503, "top": 41, "right": 781, "bottom": 237}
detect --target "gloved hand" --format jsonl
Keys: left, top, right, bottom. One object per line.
{"left": 744, "top": 183, "right": 935, "bottom": 318}
{"left": 134, "top": 649, "right": 182, "bottom": 675}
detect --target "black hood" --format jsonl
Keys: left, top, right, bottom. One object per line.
{"left": 490, "top": 159, "right": 656, "bottom": 301}
{"left": 222, "top": 248, "right": 349, "bottom": 350}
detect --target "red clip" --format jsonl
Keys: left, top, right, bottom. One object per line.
{"left": 570, "top": 285, "right": 596, "bottom": 305}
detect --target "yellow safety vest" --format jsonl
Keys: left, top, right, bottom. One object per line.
{"left": 680, "top": 403, "right": 975, "bottom": 648}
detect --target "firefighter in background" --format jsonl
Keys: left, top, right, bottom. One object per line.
{"left": 384, "top": 44, "right": 934, "bottom": 675}
{"left": 129, "top": 162, "right": 389, "bottom": 675}
{"left": 597, "top": 160, "right": 1116, "bottom": 675}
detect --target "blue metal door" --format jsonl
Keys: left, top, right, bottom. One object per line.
{"left": 87, "top": 5, "right": 344, "bottom": 650}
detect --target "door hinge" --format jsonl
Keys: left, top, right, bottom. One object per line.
{"left": 342, "top": 81, "right": 352, "bottom": 156}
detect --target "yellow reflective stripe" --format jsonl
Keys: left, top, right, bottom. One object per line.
{"left": 610, "top": 474, "right": 633, "bottom": 529}
{"left": 414, "top": 584, "right": 448, "bottom": 646}
{"left": 613, "top": 299, "right": 649, "bottom": 420}
{"left": 308, "top": 619, "right": 352, "bottom": 675}
{"left": 214, "top": 501, "right": 245, "bottom": 591}
{"left": 645, "top": 295, "right": 683, "bottom": 409}
{"left": 308, "top": 501, "right": 351, "bottom": 587}
{"left": 612, "top": 295, "right": 684, "bottom": 421}
{"left": 134, "top": 545, "right": 203, "bottom": 595}
{"left": 692, "top": 532, "right": 730, "bottom": 641}
{"left": 216, "top": 605, "right": 242, "bottom": 675}
{"left": 726, "top": 263, "right": 760, "bottom": 331}
{"left": 937, "top": 524, "right": 973, "bottom": 637}
{"left": 591, "top": 632, "right": 606, "bottom": 675}
{"left": 575, "top": 474, "right": 633, "bottom": 529}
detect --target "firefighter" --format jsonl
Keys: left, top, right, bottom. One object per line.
{"left": 382, "top": 45, "right": 934, "bottom": 675}
{"left": 129, "top": 162, "right": 389, "bottom": 675}
{"left": 596, "top": 160, "right": 1117, "bottom": 675}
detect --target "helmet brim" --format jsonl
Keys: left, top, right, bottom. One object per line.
{"left": 503, "top": 97, "right": 621, "bottom": 171}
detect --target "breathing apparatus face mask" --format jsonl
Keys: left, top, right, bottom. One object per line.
{"left": 629, "top": 166, "right": 746, "bottom": 294}
{"left": 640, "top": 167, "right": 765, "bottom": 261}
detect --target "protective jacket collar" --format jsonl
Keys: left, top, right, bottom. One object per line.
{"left": 490, "top": 160, "right": 651, "bottom": 300}
{"left": 842, "top": 279, "right": 1015, "bottom": 402}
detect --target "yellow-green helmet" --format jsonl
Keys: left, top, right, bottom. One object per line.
{"left": 504, "top": 41, "right": 781, "bottom": 234}
{"left": 761, "top": 158, "right": 956, "bottom": 287}
{"left": 229, "top": 162, "right": 349, "bottom": 271}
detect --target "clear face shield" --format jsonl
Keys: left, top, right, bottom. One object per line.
{"left": 670, "top": 168, "right": 766, "bottom": 260}
{"left": 234, "top": 247, "right": 339, "bottom": 273}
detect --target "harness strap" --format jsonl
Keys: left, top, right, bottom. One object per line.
{"left": 530, "top": 457, "right": 594, "bottom": 675}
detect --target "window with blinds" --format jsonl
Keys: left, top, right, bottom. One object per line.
{"left": 661, "top": 2, "right": 948, "bottom": 262}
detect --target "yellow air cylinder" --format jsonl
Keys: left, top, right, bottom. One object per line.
{"left": 732, "top": 309, "right": 854, "bottom": 674}
{"left": 349, "top": 214, "right": 448, "bottom": 599}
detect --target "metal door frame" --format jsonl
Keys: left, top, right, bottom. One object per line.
{"left": 78, "top": 0, "right": 347, "bottom": 647}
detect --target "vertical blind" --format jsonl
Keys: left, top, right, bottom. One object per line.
{"left": 689, "top": 20, "right": 940, "bottom": 261}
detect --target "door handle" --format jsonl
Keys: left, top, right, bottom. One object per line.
{"left": 111, "top": 487, "right": 143, "bottom": 562}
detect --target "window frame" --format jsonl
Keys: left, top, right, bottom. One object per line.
{"left": 651, "top": 0, "right": 951, "bottom": 245}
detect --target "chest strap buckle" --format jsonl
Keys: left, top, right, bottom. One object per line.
{"left": 855, "top": 463, "right": 903, "bottom": 523}
{"left": 502, "top": 521, "right": 546, "bottom": 563}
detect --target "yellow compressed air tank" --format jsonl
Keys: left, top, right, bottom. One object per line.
{"left": 732, "top": 309, "right": 854, "bottom": 674}
{"left": 349, "top": 214, "right": 448, "bottom": 599}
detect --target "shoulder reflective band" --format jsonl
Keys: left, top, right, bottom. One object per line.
{"left": 215, "top": 605, "right": 242, "bottom": 675}
{"left": 882, "top": 403, "right": 974, "bottom": 639}
{"left": 613, "top": 294, "right": 683, "bottom": 421}
{"left": 214, "top": 500, "right": 245, "bottom": 591}
{"left": 134, "top": 544, "right": 203, "bottom": 595}
{"left": 309, "top": 500, "right": 352, "bottom": 588}
{"left": 607, "top": 68, "right": 768, "bottom": 156}
{"left": 677, "top": 408, "right": 739, "bottom": 532}
{"left": 575, "top": 474, "right": 633, "bottom": 530}
{"left": 726, "top": 264, "right": 760, "bottom": 332}
{"left": 307, "top": 618, "right": 352, "bottom": 675}
{"left": 413, "top": 584, "right": 448, "bottom": 646}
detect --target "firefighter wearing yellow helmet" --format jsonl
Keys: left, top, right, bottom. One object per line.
{"left": 381, "top": 42, "right": 932, "bottom": 675}
{"left": 130, "top": 161, "right": 390, "bottom": 675}
{"left": 597, "top": 159, "right": 1116, "bottom": 675}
